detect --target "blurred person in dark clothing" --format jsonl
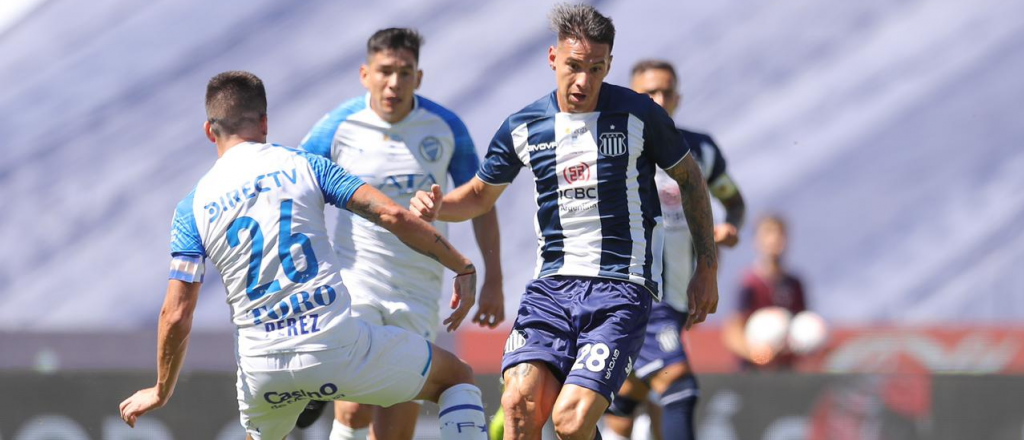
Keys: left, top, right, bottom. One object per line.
{"left": 722, "top": 214, "right": 808, "bottom": 369}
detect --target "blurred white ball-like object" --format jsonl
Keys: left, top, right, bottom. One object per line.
{"left": 745, "top": 307, "right": 792, "bottom": 354}
{"left": 788, "top": 311, "right": 829, "bottom": 355}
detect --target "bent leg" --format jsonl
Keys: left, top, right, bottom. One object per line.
{"left": 414, "top": 343, "right": 487, "bottom": 439}
{"left": 649, "top": 362, "right": 698, "bottom": 440}
{"left": 552, "top": 384, "right": 609, "bottom": 440}
{"left": 369, "top": 401, "right": 421, "bottom": 440}
{"left": 603, "top": 374, "right": 650, "bottom": 438}
{"left": 501, "top": 361, "right": 562, "bottom": 439}
{"left": 332, "top": 402, "right": 373, "bottom": 440}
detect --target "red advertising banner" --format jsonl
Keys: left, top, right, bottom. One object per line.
{"left": 456, "top": 326, "right": 1024, "bottom": 375}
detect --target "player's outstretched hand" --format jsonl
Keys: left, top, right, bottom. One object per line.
{"left": 410, "top": 184, "right": 444, "bottom": 222}
{"left": 444, "top": 269, "right": 477, "bottom": 332}
{"left": 119, "top": 386, "right": 166, "bottom": 427}
{"left": 472, "top": 277, "right": 504, "bottom": 329}
{"left": 714, "top": 224, "right": 740, "bottom": 248}
{"left": 685, "top": 267, "right": 719, "bottom": 330}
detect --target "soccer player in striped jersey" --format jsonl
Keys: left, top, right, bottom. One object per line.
{"left": 411, "top": 5, "right": 719, "bottom": 439}
{"left": 296, "top": 28, "right": 504, "bottom": 440}
{"left": 117, "top": 71, "right": 488, "bottom": 440}
{"left": 601, "top": 60, "right": 747, "bottom": 440}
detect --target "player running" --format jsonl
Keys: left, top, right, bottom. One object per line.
{"left": 296, "top": 28, "right": 504, "bottom": 440}
{"left": 118, "top": 71, "right": 488, "bottom": 440}
{"left": 411, "top": 5, "right": 719, "bottom": 438}
{"left": 601, "top": 60, "right": 747, "bottom": 440}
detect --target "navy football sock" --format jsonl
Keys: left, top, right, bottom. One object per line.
{"left": 605, "top": 394, "right": 641, "bottom": 417}
{"left": 656, "top": 375, "right": 699, "bottom": 440}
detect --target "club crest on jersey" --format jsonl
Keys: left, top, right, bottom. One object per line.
{"left": 598, "top": 132, "right": 627, "bottom": 157}
{"left": 419, "top": 136, "right": 443, "bottom": 162}
{"left": 504, "top": 330, "right": 527, "bottom": 354}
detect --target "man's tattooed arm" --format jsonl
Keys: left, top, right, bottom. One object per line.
{"left": 347, "top": 185, "right": 474, "bottom": 274}
{"left": 665, "top": 154, "right": 719, "bottom": 270}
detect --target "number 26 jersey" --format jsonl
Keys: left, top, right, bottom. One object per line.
{"left": 168, "top": 142, "right": 365, "bottom": 356}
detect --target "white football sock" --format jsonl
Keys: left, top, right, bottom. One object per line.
{"left": 330, "top": 419, "right": 369, "bottom": 440}
{"left": 438, "top": 383, "right": 488, "bottom": 439}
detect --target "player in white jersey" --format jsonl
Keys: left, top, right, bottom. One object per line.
{"left": 296, "top": 28, "right": 504, "bottom": 440}
{"left": 117, "top": 71, "right": 487, "bottom": 440}
{"left": 602, "top": 60, "right": 746, "bottom": 440}
{"left": 411, "top": 5, "right": 719, "bottom": 439}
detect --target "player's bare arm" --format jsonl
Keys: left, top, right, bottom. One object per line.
{"left": 347, "top": 184, "right": 478, "bottom": 331}
{"left": 410, "top": 178, "right": 505, "bottom": 223}
{"left": 471, "top": 207, "right": 505, "bottom": 328}
{"left": 710, "top": 174, "right": 746, "bottom": 248}
{"left": 119, "top": 279, "right": 201, "bottom": 427}
{"left": 665, "top": 154, "right": 720, "bottom": 329}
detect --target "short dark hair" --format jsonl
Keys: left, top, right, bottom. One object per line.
{"left": 631, "top": 59, "right": 678, "bottom": 89}
{"left": 205, "top": 71, "right": 266, "bottom": 137}
{"left": 758, "top": 214, "right": 788, "bottom": 235}
{"left": 367, "top": 28, "right": 424, "bottom": 63}
{"left": 549, "top": 3, "right": 615, "bottom": 51}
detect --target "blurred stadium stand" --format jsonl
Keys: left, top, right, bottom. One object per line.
{"left": 2, "top": 0, "right": 1024, "bottom": 437}
{"left": 3, "top": 0, "right": 1024, "bottom": 330}
{"left": 3, "top": 0, "right": 1023, "bottom": 332}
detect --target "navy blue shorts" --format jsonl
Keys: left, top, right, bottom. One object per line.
{"left": 501, "top": 276, "right": 652, "bottom": 403}
{"left": 632, "top": 301, "right": 690, "bottom": 381}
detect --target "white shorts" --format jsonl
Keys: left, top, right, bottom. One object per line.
{"left": 235, "top": 319, "right": 433, "bottom": 440}
{"left": 346, "top": 273, "right": 441, "bottom": 342}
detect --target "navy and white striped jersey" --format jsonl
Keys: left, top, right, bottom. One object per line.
{"left": 477, "top": 83, "right": 690, "bottom": 298}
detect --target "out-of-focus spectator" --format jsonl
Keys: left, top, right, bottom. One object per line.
{"left": 723, "top": 215, "right": 808, "bottom": 369}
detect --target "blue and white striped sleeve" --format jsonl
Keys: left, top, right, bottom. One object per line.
{"left": 299, "top": 152, "right": 366, "bottom": 209}
{"left": 476, "top": 119, "right": 522, "bottom": 185}
{"left": 169, "top": 189, "right": 206, "bottom": 283}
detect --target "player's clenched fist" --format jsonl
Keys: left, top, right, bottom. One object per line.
{"left": 410, "top": 184, "right": 443, "bottom": 222}
{"left": 685, "top": 267, "right": 719, "bottom": 330}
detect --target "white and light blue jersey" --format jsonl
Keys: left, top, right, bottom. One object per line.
{"left": 299, "top": 94, "right": 478, "bottom": 299}
{"left": 477, "top": 83, "right": 689, "bottom": 298}
{"left": 169, "top": 142, "right": 366, "bottom": 356}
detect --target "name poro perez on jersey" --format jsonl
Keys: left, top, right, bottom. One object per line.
{"left": 170, "top": 142, "right": 366, "bottom": 356}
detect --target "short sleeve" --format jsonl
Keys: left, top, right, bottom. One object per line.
{"left": 169, "top": 189, "right": 206, "bottom": 283}
{"left": 444, "top": 114, "right": 479, "bottom": 186}
{"left": 476, "top": 119, "right": 523, "bottom": 185}
{"left": 298, "top": 97, "right": 367, "bottom": 160}
{"left": 299, "top": 152, "right": 366, "bottom": 208}
{"left": 170, "top": 189, "right": 205, "bottom": 257}
{"left": 645, "top": 104, "right": 689, "bottom": 170}
{"left": 702, "top": 136, "right": 728, "bottom": 184}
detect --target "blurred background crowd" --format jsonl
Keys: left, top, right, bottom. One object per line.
{"left": 2, "top": 0, "right": 1023, "bottom": 438}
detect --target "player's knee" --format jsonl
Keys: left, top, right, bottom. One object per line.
{"left": 551, "top": 412, "right": 590, "bottom": 440}
{"left": 605, "top": 394, "right": 640, "bottom": 417}
{"left": 335, "top": 402, "right": 372, "bottom": 427}
{"left": 656, "top": 374, "right": 699, "bottom": 407}
{"left": 450, "top": 359, "right": 475, "bottom": 385}
{"left": 551, "top": 399, "right": 593, "bottom": 440}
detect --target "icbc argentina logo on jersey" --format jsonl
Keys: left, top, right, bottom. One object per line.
{"left": 599, "top": 132, "right": 626, "bottom": 157}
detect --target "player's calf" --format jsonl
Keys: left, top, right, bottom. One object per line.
{"left": 501, "top": 361, "right": 561, "bottom": 439}
{"left": 551, "top": 384, "right": 609, "bottom": 440}
{"left": 416, "top": 344, "right": 487, "bottom": 439}
{"left": 654, "top": 374, "right": 699, "bottom": 440}
{"left": 330, "top": 401, "right": 372, "bottom": 440}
